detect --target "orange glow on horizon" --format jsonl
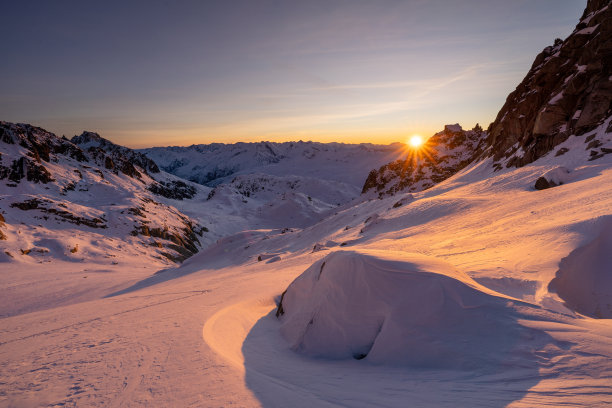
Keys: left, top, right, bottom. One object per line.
{"left": 116, "top": 127, "right": 440, "bottom": 149}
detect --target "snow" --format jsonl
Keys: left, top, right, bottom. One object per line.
{"left": 548, "top": 91, "right": 564, "bottom": 105}
{"left": 575, "top": 24, "right": 599, "bottom": 35}
{"left": 141, "top": 141, "right": 404, "bottom": 190}
{"left": 278, "top": 250, "right": 549, "bottom": 369}
{"left": 549, "top": 216, "right": 612, "bottom": 318}
{"left": 2, "top": 121, "right": 612, "bottom": 406}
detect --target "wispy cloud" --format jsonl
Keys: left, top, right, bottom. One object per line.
{"left": 305, "top": 62, "right": 502, "bottom": 93}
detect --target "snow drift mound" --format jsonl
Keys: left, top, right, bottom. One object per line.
{"left": 277, "top": 250, "right": 548, "bottom": 369}
{"left": 549, "top": 216, "right": 612, "bottom": 318}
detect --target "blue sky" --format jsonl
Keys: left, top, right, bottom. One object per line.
{"left": 0, "top": 1, "right": 586, "bottom": 147}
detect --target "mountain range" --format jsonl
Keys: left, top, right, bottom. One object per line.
{"left": 1, "top": 1, "right": 612, "bottom": 406}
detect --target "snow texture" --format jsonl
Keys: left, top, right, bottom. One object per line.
{"left": 278, "top": 250, "right": 549, "bottom": 369}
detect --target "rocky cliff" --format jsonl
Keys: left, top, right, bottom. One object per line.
{"left": 487, "top": 0, "right": 612, "bottom": 169}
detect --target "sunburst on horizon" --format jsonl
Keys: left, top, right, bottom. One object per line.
{"left": 408, "top": 134, "right": 424, "bottom": 148}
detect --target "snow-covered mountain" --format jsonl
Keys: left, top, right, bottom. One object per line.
{"left": 141, "top": 141, "right": 405, "bottom": 188}
{"left": 0, "top": 121, "right": 207, "bottom": 264}
{"left": 2, "top": 1, "right": 612, "bottom": 407}
{"left": 1, "top": 124, "right": 401, "bottom": 266}
{"left": 205, "top": 173, "right": 358, "bottom": 229}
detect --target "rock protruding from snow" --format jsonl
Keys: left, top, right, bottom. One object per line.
{"left": 361, "top": 124, "right": 486, "bottom": 197}
{"left": 277, "top": 250, "right": 546, "bottom": 369}
{"left": 486, "top": 0, "right": 612, "bottom": 169}
{"left": 534, "top": 166, "right": 572, "bottom": 190}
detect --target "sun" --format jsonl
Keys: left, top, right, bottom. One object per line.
{"left": 408, "top": 134, "right": 424, "bottom": 148}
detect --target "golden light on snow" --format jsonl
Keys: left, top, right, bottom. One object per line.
{"left": 408, "top": 134, "right": 424, "bottom": 148}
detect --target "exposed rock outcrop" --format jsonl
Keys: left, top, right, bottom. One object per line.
{"left": 10, "top": 198, "right": 107, "bottom": 229}
{"left": 147, "top": 179, "right": 198, "bottom": 200}
{"left": 487, "top": 0, "right": 612, "bottom": 168}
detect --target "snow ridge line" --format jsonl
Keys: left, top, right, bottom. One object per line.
{"left": 0, "top": 290, "right": 210, "bottom": 346}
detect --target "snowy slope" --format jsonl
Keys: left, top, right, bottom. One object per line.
{"left": 2, "top": 130, "right": 612, "bottom": 406}
{"left": 2, "top": 1, "right": 612, "bottom": 406}
{"left": 0, "top": 123, "right": 390, "bottom": 263}
{"left": 203, "top": 173, "right": 358, "bottom": 229}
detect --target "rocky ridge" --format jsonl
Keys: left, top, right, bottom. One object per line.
{"left": 0, "top": 121, "right": 205, "bottom": 263}
{"left": 361, "top": 124, "right": 486, "bottom": 197}
{"left": 71, "top": 131, "right": 160, "bottom": 176}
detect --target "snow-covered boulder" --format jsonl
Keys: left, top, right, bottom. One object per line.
{"left": 276, "top": 250, "right": 546, "bottom": 369}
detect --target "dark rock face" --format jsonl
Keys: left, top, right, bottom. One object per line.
{"left": 131, "top": 215, "right": 203, "bottom": 262}
{"left": 487, "top": 0, "right": 612, "bottom": 168}
{"left": 147, "top": 180, "right": 197, "bottom": 200}
{"left": 534, "top": 177, "right": 554, "bottom": 190}
{"left": 0, "top": 122, "right": 88, "bottom": 163}
{"left": 10, "top": 198, "right": 107, "bottom": 229}
{"left": 0, "top": 213, "right": 6, "bottom": 240}
{"left": 0, "top": 122, "right": 162, "bottom": 184}
{"left": 4, "top": 157, "right": 55, "bottom": 184}
{"left": 362, "top": 124, "right": 486, "bottom": 197}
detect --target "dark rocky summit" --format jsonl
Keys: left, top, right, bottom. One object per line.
{"left": 0, "top": 122, "right": 85, "bottom": 184}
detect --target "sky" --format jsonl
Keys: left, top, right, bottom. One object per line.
{"left": 1, "top": 0, "right": 586, "bottom": 148}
